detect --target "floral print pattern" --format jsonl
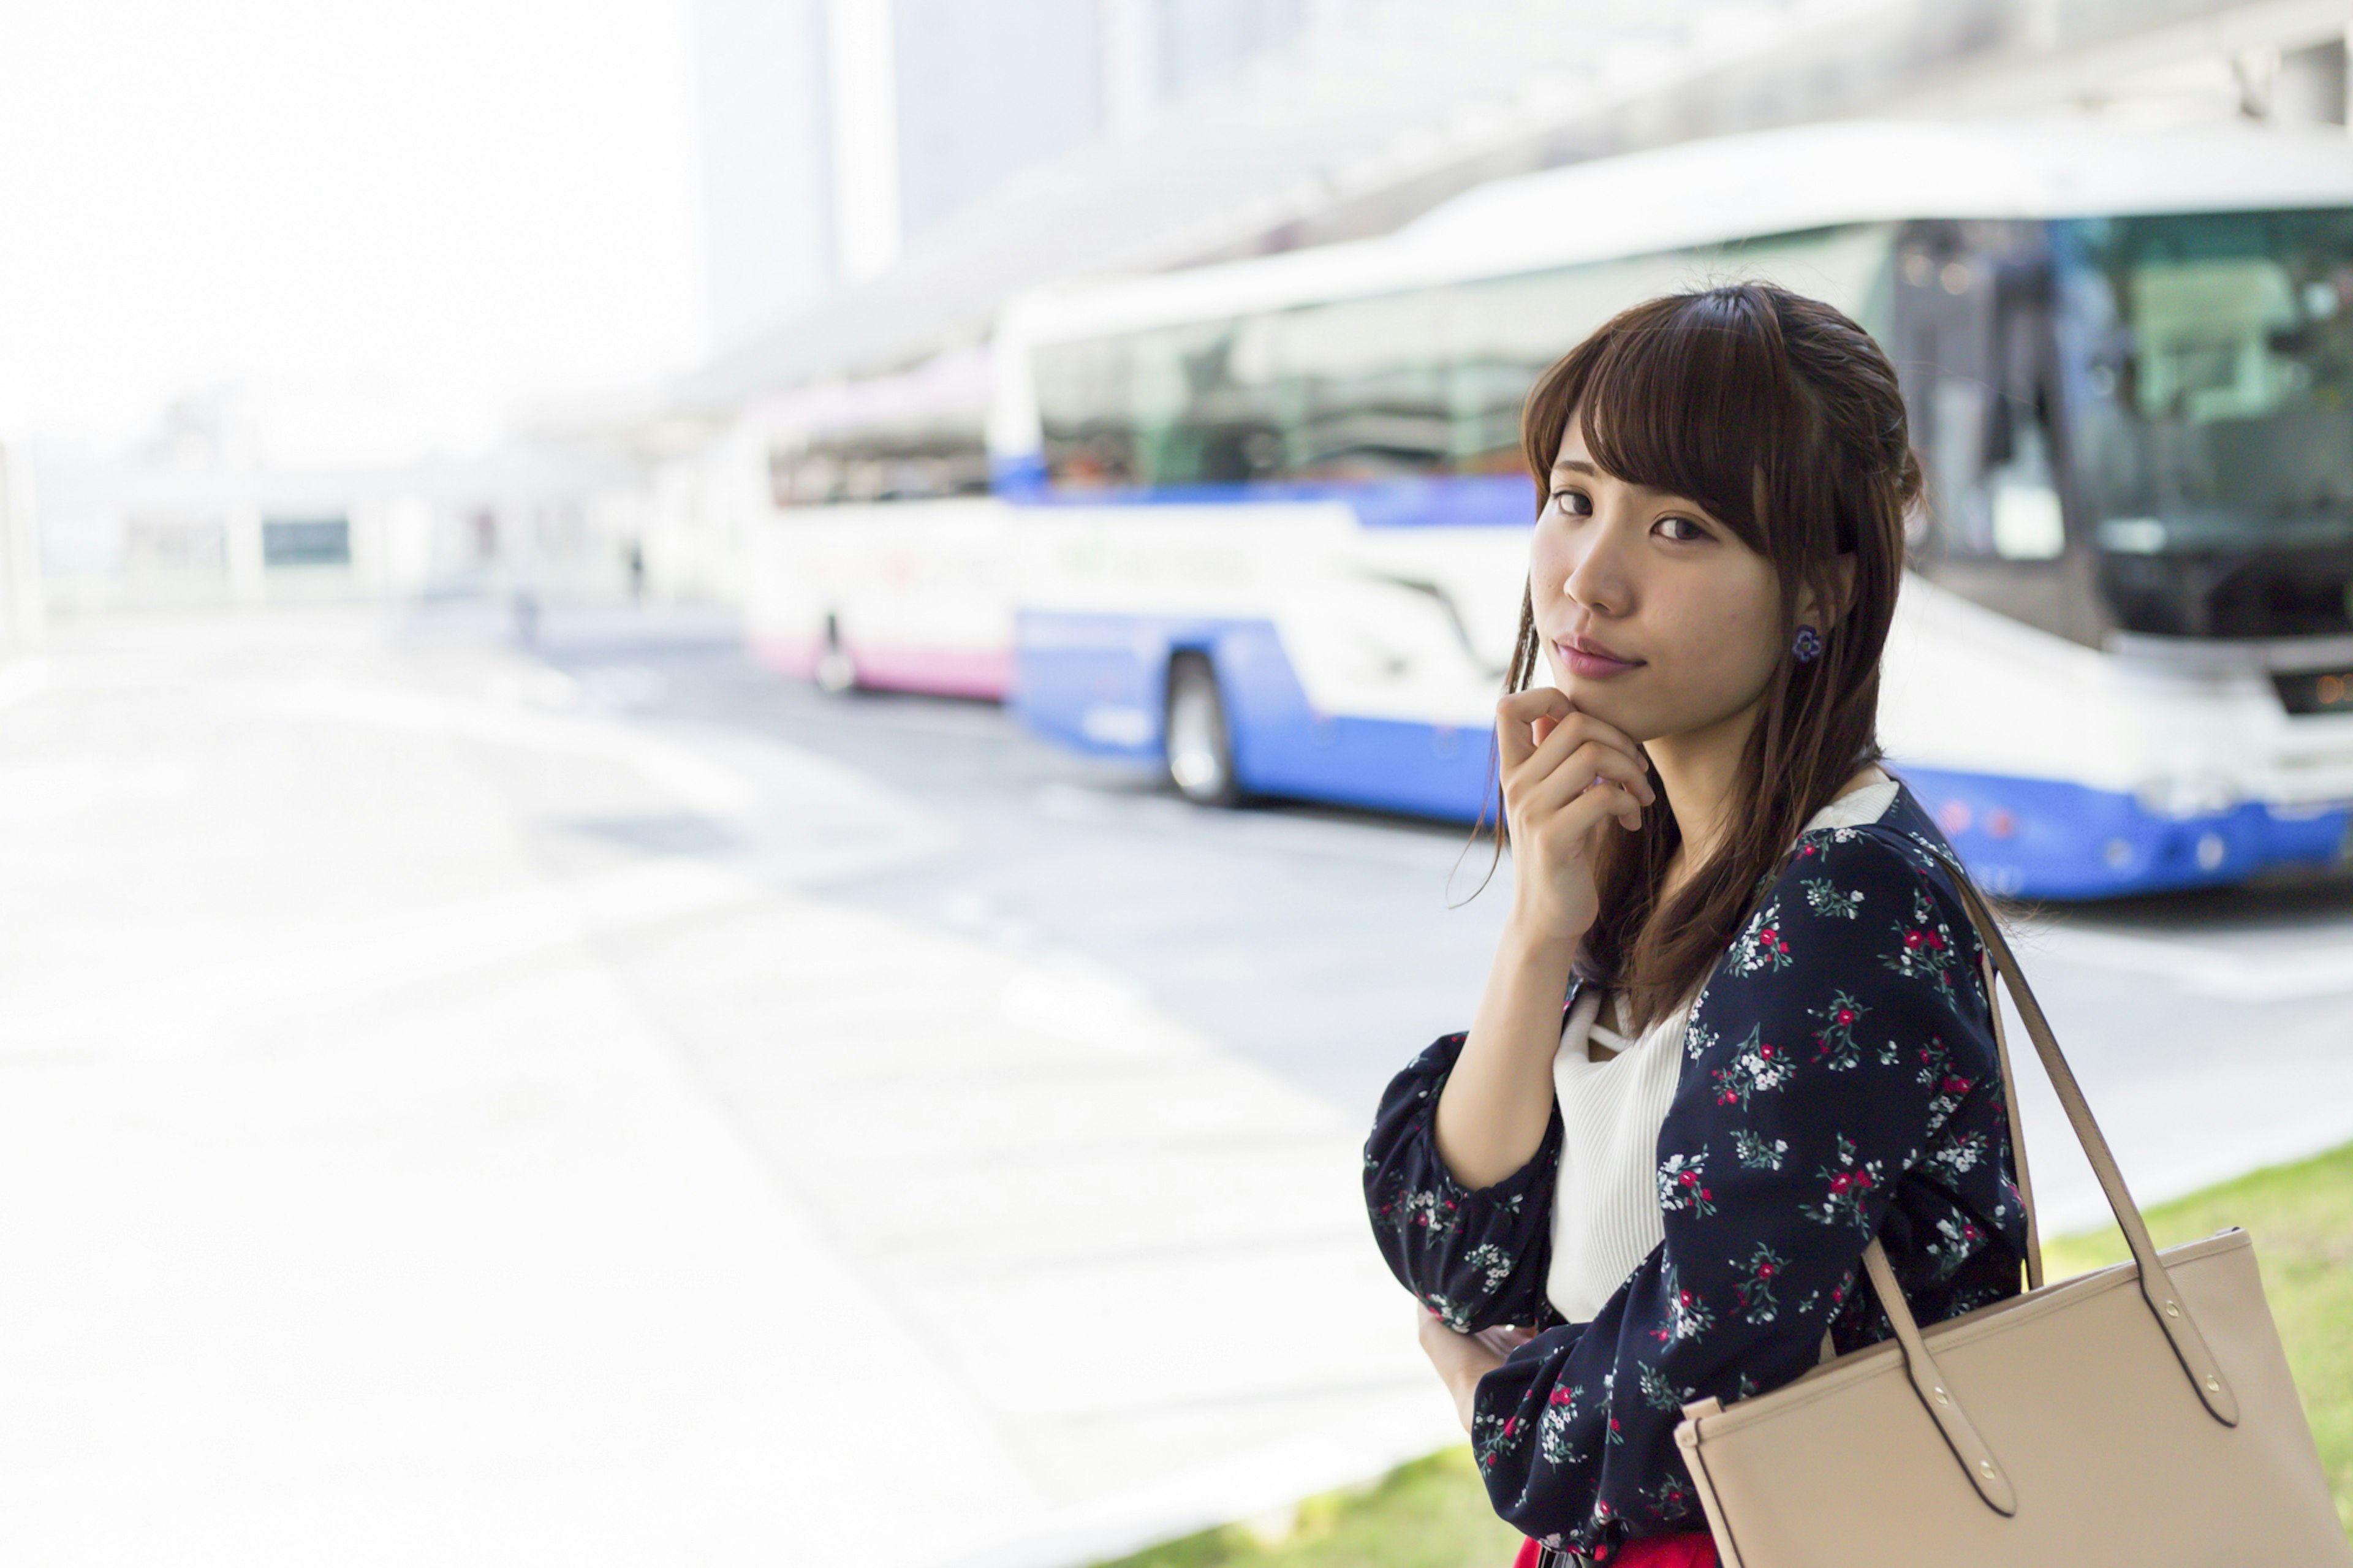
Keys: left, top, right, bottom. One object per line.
{"left": 1806, "top": 988, "right": 1874, "bottom": 1070}
{"left": 1654, "top": 1153, "right": 1715, "bottom": 1218}
{"left": 1880, "top": 881, "right": 1962, "bottom": 998}
{"left": 1361, "top": 781, "right": 2026, "bottom": 1558}
{"left": 1708, "top": 1023, "right": 1795, "bottom": 1111}
{"left": 1808, "top": 1134, "right": 1887, "bottom": 1230}
{"left": 1734, "top": 1242, "right": 1790, "bottom": 1325}
{"left": 1722, "top": 899, "right": 1793, "bottom": 976}
{"left": 1801, "top": 876, "right": 1864, "bottom": 918}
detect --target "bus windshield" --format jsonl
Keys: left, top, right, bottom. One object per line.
{"left": 1029, "top": 225, "right": 1896, "bottom": 492}
{"left": 2058, "top": 211, "right": 2353, "bottom": 633}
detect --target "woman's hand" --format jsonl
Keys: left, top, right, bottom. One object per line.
{"left": 1415, "top": 1305, "right": 1524, "bottom": 1436}
{"left": 1495, "top": 687, "right": 1655, "bottom": 945}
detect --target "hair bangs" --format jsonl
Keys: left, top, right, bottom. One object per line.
{"left": 1580, "top": 291, "right": 1806, "bottom": 553}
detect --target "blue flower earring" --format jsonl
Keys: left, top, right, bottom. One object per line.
{"left": 1791, "top": 624, "right": 1824, "bottom": 663}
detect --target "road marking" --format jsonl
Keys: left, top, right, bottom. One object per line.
{"left": 0, "top": 857, "right": 762, "bottom": 1061}
{"left": 0, "top": 657, "right": 53, "bottom": 711}
{"left": 2009, "top": 920, "right": 2353, "bottom": 999}
{"left": 1033, "top": 781, "right": 1490, "bottom": 874}
{"left": 209, "top": 675, "right": 762, "bottom": 817}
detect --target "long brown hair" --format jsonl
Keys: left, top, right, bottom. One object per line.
{"left": 1476, "top": 282, "right": 1932, "bottom": 1036}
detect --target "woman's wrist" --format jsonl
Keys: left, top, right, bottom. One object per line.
{"left": 1417, "top": 1308, "right": 1506, "bottom": 1435}
{"left": 1436, "top": 909, "right": 1582, "bottom": 1190}
{"left": 1500, "top": 906, "right": 1585, "bottom": 972}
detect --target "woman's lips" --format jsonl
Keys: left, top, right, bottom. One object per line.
{"left": 1555, "top": 638, "right": 1643, "bottom": 678}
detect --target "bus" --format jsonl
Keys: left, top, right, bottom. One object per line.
{"left": 986, "top": 115, "right": 2353, "bottom": 899}
{"left": 743, "top": 346, "right": 1015, "bottom": 699}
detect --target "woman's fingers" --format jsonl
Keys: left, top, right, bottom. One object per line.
{"left": 1499, "top": 697, "right": 1647, "bottom": 801}
{"left": 1512, "top": 768, "right": 1641, "bottom": 852}
{"left": 1520, "top": 706, "right": 1648, "bottom": 792}
{"left": 1531, "top": 774, "right": 1644, "bottom": 839}
{"left": 1497, "top": 693, "right": 1652, "bottom": 841}
{"left": 1495, "top": 687, "right": 1572, "bottom": 771}
{"left": 1520, "top": 738, "right": 1655, "bottom": 818}
{"left": 1474, "top": 1324, "right": 1538, "bottom": 1356}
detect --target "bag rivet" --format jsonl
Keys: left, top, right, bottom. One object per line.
{"left": 2205, "top": 1375, "right": 2221, "bottom": 1393}
{"left": 2165, "top": 1301, "right": 2180, "bottom": 1317}
{"left": 1978, "top": 1460, "right": 1997, "bottom": 1479}
{"left": 1932, "top": 1387, "right": 1950, "bottom": 1406}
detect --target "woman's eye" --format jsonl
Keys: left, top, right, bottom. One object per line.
{"left": 1549, "top": 489, "right": 1593, "bottom": 518}
{"left": 1658, "top": 515, "right": 1707, "bottom": 542}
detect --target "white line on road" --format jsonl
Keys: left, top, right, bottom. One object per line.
{"left": 209, "top": 675, "right": 765, "bottom": 817}
{"left": 0, "top": 857, "right": 762, "bottom": 1062}
{"left": 2007, "top": 919, "right": 2353, "bottom": 999}
{"left": 0, "top": 657, "right": 53, "bottom": 710}
{"left": 1033, "top": 780, "right": 1492, "bottom": 875}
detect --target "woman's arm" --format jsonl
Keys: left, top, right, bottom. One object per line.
{"left": 1418, "top": 1303, "right": 1515, "bottom": 1431}
{"left": 1461, "top": 829, "right": 2004, "bottom": 1554}
{"left": 1435, "top": 689, "right": 1651, "bottom": 1189}
{"left": 1363, "top": 1027, "right": 1567, "bottom": 1333}
{"left": 1433, "top": 919, "right": 1581, "bottom": 1188}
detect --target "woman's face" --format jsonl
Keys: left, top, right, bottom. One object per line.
{"left": 1529, "top": 409, "right": 1787, "bottom": 746}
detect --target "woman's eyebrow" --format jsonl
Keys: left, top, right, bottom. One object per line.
{"left": 1551, "top": 458, "right": 1598, "bottom": 479}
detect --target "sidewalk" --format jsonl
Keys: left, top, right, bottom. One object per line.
{"left": 0, "top": 612, "right": 1457, "bottom": 1566}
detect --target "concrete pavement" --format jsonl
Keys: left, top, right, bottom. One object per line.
{"left": 0, "top": 608, "right": 1458, "bottom": 1567}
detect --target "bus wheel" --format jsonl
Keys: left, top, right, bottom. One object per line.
{"left": 1166, "top": 654, "right": 1240, "bottom": 807}
{"left": 814, "top": 615, "right": 856, "bottom": 694}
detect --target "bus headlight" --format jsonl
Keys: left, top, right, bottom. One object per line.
{"left": 2133, "top": 773, "right": 2240, "bottom": 820}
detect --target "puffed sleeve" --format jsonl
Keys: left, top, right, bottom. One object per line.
{"left": 1465, "top": 827, "right": 2004, "bottom": 1554}
{"left": 1360, "top": 980, "right": 1582, "bottom": 1333}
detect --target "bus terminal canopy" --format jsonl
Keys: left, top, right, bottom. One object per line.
{"left": 1007, "top": 116, "right": 2353, "bottom": 343}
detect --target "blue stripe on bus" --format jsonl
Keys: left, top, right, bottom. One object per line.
{"left": 1881, "top": 765, "right": 2352, "bottom": 900}
{"left": 990, "top": 463, "right": 1537, "bottom": 529}
{"left": 1012, "top": 610, "right": 1500, "bottom": 819}
{"left": 1012, "top": 608, "right": 2352, "bottom": 897}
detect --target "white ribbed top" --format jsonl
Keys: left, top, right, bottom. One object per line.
{"left": 1544, "top": 778, "right": 1901, "bottom": 1324}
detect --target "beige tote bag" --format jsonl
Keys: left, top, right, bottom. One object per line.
{"left": 1670, "top": 869, "right": 2349, "bottom": 1567}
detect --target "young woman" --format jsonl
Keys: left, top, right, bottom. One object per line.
{"left": 1362, "top": 284, "right": 2031, "bottom": 1565}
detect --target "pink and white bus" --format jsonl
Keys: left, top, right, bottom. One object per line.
{"left": 743, "top": 347, "right": 1015, "bottom": 699}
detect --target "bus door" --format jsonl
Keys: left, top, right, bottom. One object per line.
{"left": 1890, "top": 220, "right": 2091, "bottom": 644}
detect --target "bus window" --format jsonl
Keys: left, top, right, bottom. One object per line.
{"left": 1137, "top": 319, "right": 1281, "bottom": 484}
{"left": 1033, "top": 224, "right": 1898, "bottom": 493}
{"left": 2057, "top": 210, "right": 2353, "bottom": 638}
{"left": 2130, "top": 257, "right": 2302, "bottom": 421}
{"left": 1894, "top": 222, "right": 2066, "bottom": 566}
{"left": 1033, "top": 333, "right": 1140, "bottom": 488}
{"left": 770, "top": 434, "right": 990, "bottom": 506}
{"left": 1035, "top": 319, "right": 1283, "bottom": 487}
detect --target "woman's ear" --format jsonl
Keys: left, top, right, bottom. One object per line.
{"left": 1797, "top": 552, "right": 1860, "bottom": 630}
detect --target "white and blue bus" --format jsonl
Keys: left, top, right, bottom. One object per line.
{"left": 987, "top": 116, "right": 2353, "bottom": 899}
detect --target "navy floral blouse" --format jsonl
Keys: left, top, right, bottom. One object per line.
{"left": 1362, "top": 780, "right": 2029, "bottom": 1557}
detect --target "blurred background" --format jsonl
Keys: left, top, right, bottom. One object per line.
{"left": 1, "top": 0, "right": 2350, "bottom": 1562}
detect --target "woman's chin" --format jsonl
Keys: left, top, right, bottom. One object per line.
{"left": 1547, "top": 673, "right": 1637, "bottom": 723}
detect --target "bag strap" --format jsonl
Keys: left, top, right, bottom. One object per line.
{"left": 1979, "top": 946, "right": 2044, "bottom": 1291}
{"left": 1829, "top": 840, "right": 2240, "bottom": 1509}
{"left": 1859, "top": 1237, "right": 2017, "bottom": 1514}
{"left": 1939, "top": 861, "right": 2237, "bottom": 1427}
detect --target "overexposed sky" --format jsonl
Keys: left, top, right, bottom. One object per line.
{"left": 0, "top": 0, "right": 706, "bottom": 455}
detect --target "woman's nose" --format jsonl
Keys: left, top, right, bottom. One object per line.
{"left": 1561, "top": 524, "right": 1634, "bottom": 614}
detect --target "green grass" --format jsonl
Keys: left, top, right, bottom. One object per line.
{"left": 1088, "top": 1445, "right": 1525, "bottom": 1568}
{"left": 1094, "top": 1140, "right": 2353, "bottom": 1566}
{"left": 2041, "top": 1137, "right": 2353, "bottom": 1536}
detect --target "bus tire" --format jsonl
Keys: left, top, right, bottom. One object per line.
{"left": 1165, "top": 654, "right": 1240, "bottom": 807}
{"left": 814, "top": 614, "right": 857, "bottom": 694}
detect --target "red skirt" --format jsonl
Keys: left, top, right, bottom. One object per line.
{"left": 1512, "top": 1532, "right": 1717, "bottom": 1567}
